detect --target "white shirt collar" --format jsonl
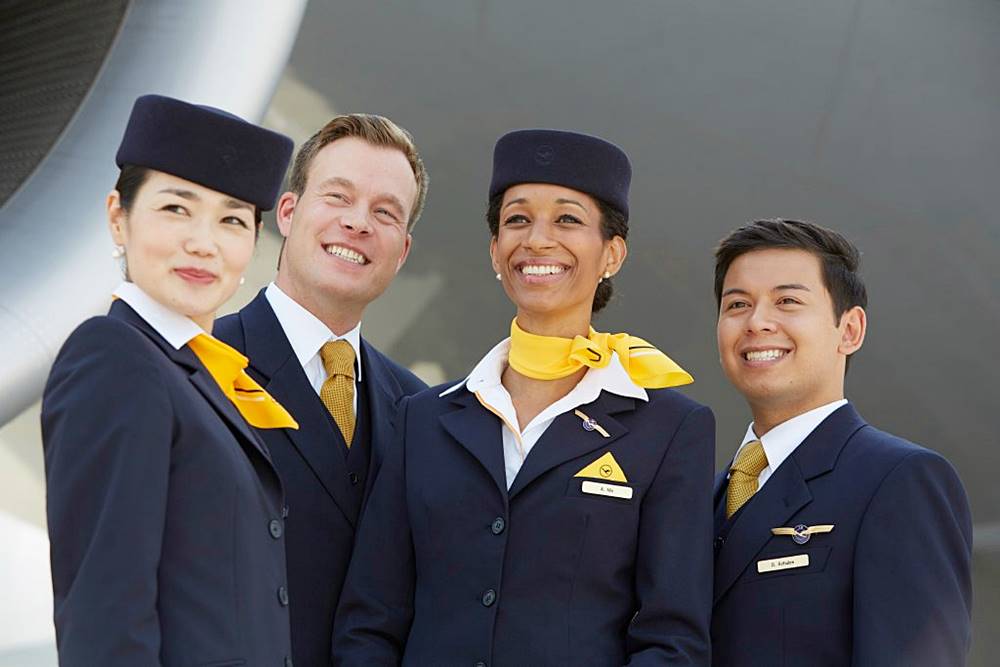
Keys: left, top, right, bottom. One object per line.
{"left": 736, "top": 399, "right": 849, "bottom": 472}
{"left": 442, "top": 336, "right": 647, "bottom": 416}
{"left": 113, "top": 281, "right": 205, "bottom": 350}
{"left": 265, "top": 282, "right": 362, "bottom": 381}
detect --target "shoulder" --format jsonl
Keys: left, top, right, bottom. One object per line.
{"left": 211, "top": 310, "right": 245, "bottom": 349}
{"left": 641, "top": 387, "right": 713, "bottom": 423}
{"left": 362, "top": 340, "right": 427, "bottom": 395}
{"left": 53, "top": 315, "right": 163, "bottom": 374}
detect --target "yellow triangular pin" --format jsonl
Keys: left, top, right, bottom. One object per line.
{"left": 574, "top": 451, "right": 628, "bottom": 483}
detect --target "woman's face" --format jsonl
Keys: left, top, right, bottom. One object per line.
{"left": 490, "top": 183, "right": 626, "bottom": 329}
{"left": 108, "top": 170, "right": 257, "bottom": 330}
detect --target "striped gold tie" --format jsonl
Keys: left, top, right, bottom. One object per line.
{"left": 320, "top": 340, "right": 355, "bottom": 446}
{"left": 726, "top": 439, "right": 769, "bottom": 518}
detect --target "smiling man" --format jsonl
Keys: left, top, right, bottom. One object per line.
{"left": 214, "top": 115, "right": 428, "bottom": 667}
{"left": 710, "top": 219, "right": 972, "bottom": 666}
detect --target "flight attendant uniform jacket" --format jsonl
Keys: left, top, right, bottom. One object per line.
{"left": 334, "top": 363, "right": 716, "bottom": 666}
{"left": 42, "top": 294, "right": 293, "bottom": 666}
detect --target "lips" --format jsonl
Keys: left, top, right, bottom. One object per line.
{"left": 174, "top": 267, "right": 217, "bottom": 284}
{"left": 514, "top": 260, "right": 570, "bottom": 282}
{"left": 741, "top": 348, "right": 790, "bottom": 363}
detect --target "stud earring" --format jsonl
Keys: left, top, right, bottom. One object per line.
{"left": 603, "top": 271, "right": 611, "bottom": 280}
{"left": 495, "top": 273, "right": 502, "bottom": 281}
{"left": 111, "top": 245, "right": 124, "bottom": 259}
{"left": 239, "top": 276, "right": 246, "bottom": 286}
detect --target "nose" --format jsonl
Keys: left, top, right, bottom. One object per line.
{"left": 183, "top": 217, "right": 218, "bottom": 256}
{"left": 745, "top": 303, "right": 777, "bottom": 334}
{"left": 523, "top": 219, "right": 555, "bottom": 249}
{"left": 338, "top": 206, "right": 372, "bottom": 235}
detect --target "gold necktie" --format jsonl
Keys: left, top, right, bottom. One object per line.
{"left": 726, "top": 439, "right": 769, "bottom": 518}
{"left": 187, "top": 334, "right": 298, "bottom": 430}
{"left": 320, "top": 340, "right": 356, "bottom": 446}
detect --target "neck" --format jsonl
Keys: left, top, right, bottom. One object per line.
{"left": 275, "top": 273, "right": 363, "bottom": 336}
{"left": 749, "top": 393, "right": 844, "bottom": 437}
{"left": 191, "top": 312, "right": 214, "bottom": 334}
{"left": 515, "top": 308, "right": 591, "bottom": 339}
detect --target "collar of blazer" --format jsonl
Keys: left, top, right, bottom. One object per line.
{"left": 108, "top": 299, "right": 275, "bottom": 469}
{"left": 233, "top": 290, "right": 402, "bottom": 527}
{"left": 713, "top": 403, "right": 867, "bottom": 605}
{"left": 439, "top": 386, "right": 636, "bottom": 500}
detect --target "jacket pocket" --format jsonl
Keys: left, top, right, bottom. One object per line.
{"left": 198, "top": 660, "right": 246, "bottom": 667}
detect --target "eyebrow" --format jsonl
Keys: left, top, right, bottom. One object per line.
{"left": 720, "top": 284, "right": 812, "bottom": 298}
{"left": 502, "top": 197, "right": 527, "bottom": 210}
{"left": 316, "top": 176, "right": 355, "bottom": 191}
{"left": 159, "top": 188, "right": 252, "bottom": 212}
{"left": 555, "top": 197, "right": 586, "bottom": 211}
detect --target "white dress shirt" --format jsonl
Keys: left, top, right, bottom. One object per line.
{"left": 113, "top": 281, "right": 204, "bottom": 349}
{"left": 731, "top": 399, "right": 848, "bottom": 490}
{"left": 441, "top": 338, "right": 648, "bottom": 489}
{"left": 265, "top": 282, "right": 362, "bottom": 413}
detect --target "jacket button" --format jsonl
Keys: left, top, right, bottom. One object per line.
{"left": 285, "top": 658, "right": 294, "bottom": 667}
{"left": 490, "top": 517, "right": 505, "bottom": 535}
{"left": 714, "top": 536, "right": 725, "bottom": 551}
{"left": 349, "top": 471, "right": 360, "bottom": 485}
{"left": 278, "top": 586, "right": 289, "bottom": 606}
{"left": 475, "top": 662, "right": 487, "bottom": 667}
{"left": 269, "top": 519, "right": 283, "bottom": 539}
{"left": 481, "top": 588, "right": 497, "bottom": 607}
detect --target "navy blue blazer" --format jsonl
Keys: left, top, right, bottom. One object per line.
{"left": 711, "top": 403, "right": 972, "bottom": 666}
{"left": 214, "top": 290, "right": 425, "bottom": 667}
{"left": 41, "top": 300, "right": 292, "bottom": 666}
{"left": 333, "top": 382, "right": 716, "bottom": 666}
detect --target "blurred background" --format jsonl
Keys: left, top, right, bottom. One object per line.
{"left": 1, "top": 0, "right": 996, "bottom": 664}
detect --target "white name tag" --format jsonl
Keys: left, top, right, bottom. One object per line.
{"left": 581, "top": 480, "right": 634, "bottom": 500}
{"left": 757, "top": 554, "right": 809, "bottom": 573}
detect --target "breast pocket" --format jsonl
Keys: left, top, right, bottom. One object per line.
{"left": 564, "top": 477, "right": 644, "bottom": 507}
{"left": 747, "top": 545, "right": 832, "bottom": 584}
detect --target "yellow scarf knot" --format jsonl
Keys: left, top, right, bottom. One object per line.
{"left": 507, "top": 318, "right": 693, "bottom": 388}
{"left": 188, "top": 333, "right": 299, "bottom": 430}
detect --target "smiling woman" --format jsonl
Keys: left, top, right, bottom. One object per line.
{"left": 40, "top": 95, "right": 300, "bottom": 666}
{"left": 333, "top": 129, "right": 716, "bottom": 665}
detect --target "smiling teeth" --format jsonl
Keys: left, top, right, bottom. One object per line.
{"left": 520, "top": 265, "right": 565, "bottom": 275}
{"left": 326, "top": 245, "right": 366, "bottom": 264}
{"left": 745, "top": 349, "right": 786, "bottom": 362}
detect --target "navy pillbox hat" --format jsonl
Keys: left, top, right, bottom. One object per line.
{"left": 489, "top": 129, "right": 632, "bottom": 219}
{"left": 115, "top": 94, "right": 294, "bottom": 211}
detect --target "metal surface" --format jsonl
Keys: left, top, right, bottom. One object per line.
{"left": 0, "top": 0, "right": 308, "bottom": 426}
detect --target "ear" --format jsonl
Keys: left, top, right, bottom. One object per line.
{"left": 275, "top": 191, "right": 298, "bottom": 239}
{"left": 107, "top": 190, "right": 127, "bottom": 245}
{"left": 395, "top": 233, "right": 413, "bottom": 273}
{"left": 837, "top": 306, "right": 867, "bottom": 355}
{"left": 603, "top": 235, "right": 628, "bottom": 278}
{"left": 489, "top": 236, "right": 500, "bottom": 274}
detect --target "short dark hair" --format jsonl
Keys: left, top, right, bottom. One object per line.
{"left": 486, "top": 193, "right": 628, "bottom": 313}
{"left": 114, "top": 164, "right": 263, "bottom": 230}
{"left": 714, "top": 218, "right": 867, "bottom": 322}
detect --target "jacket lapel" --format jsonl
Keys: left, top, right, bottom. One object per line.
{"left": 713, "top": 404, "right": 868, "bottom": 604}
{"left": 439, "top": 389, "right": 509, "bottom": 498}
{"left": 508, "top": 392, "right": 634, "bottom": 500}
{"left": 359, "top": 339, "right": 404, "bottom": 475}
{"left": 109, "top": 300, "right": 272, "bottom": 465}
{"left": 239, "top": 293, "right": 357, "bottom": 524}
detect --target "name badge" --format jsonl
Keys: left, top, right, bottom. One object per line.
{"left": 581, "top": 480, "right": 634, "bottom": 500}
{"left": 757, "top": 554, "right": 809, "bottom": 573}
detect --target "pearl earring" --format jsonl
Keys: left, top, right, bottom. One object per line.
{"left": 603, "top": 271, "right": 611, "bottom": 280}
{"left": 111, "top": 245, "right": 124, "bottom": 259}
{"left": 239, "top": 276, "right": 246, "bottom": 286}
{"left": 496, "top": 273, "right": 502, "bottom": 281}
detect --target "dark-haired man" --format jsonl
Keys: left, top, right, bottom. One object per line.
{"left": 711, "top": 219, "right": 972, "bottom": 666}
{"left": 214, "top": 115, "right": 427, "bottom": 667}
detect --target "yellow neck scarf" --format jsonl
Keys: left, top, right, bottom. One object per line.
{"left": 188, "top": 333, "right": 299, "bottom": 430}
{"left": 507, "top": 318, "right": 693, "bottom": 388}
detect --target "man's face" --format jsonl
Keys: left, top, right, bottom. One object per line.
{"left": 716, "top": 248, "right": 865, "bottom": 425}
{"left": 276, "top": 137, "right": 417, "bottom": 317}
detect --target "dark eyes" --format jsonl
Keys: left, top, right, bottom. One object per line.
{"left": 161, "top": 204, "right": 187, "bottom": 215}
{"left": 222, "top": 215, "right": 251, "bottom": 229}
{"left": 502, "top": 214, "right": 582, "bottom": 225}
